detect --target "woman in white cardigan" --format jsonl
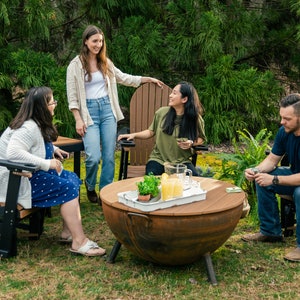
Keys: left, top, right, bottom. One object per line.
{"left": 67, "top": 25, "right": 163, "bottom": 204}
{"left": 0, "top": 86, "right": 105, "bottom": 257}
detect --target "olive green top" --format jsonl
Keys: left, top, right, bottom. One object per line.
{"left": 148, "top": 107, "right": 206, "bottom": 165}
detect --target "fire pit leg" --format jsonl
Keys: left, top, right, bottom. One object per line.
{"left": 107, "top": 240, "right": 122, "bottom": 264}
{"left": 203, "top": 253, "right": 218, "bottom": 285}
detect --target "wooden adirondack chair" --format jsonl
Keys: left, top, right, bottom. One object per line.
{"left": 118, "top": 82, "right": 172, "bottom": 179}
{"left": 118, "top": 82, "right": 208, "bottom": 180}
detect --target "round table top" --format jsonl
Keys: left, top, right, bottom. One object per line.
{"left": 100, "top": 177, "right": 245, "bottom": 216}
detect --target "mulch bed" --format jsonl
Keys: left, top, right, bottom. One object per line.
{"left": 207, "top": 142, "right": 235, "bottom": 154}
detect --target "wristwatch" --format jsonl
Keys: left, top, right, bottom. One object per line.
{"left": 272, "top": 175, "right": 279, "bottom": 185}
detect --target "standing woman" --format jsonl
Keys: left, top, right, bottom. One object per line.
{"left": 0, "top": 87, "right": 106, "bottom": 256}
{"left": 118, "top": 81, "right": 206, "bottom": 176}
{"left": 67, "top": 25, "right": 163, "bottom": 204}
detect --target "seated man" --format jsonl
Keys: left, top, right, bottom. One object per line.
{"left": 118, "top": 81, "right": 206, "bottom": 176}
{"left": 243, "top": 93, "right": 300, "bottom": 262}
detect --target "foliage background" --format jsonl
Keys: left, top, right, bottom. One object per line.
{"left": 1, "top": 1, "right": 300, "bottom": 143}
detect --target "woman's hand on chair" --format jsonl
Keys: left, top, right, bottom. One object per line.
{"left": 118, "top": 134, "right": 134, "bottom": 141}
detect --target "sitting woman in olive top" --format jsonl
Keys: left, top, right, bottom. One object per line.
{"left": 118, "top": 81, "right": 206, "bottom": 176}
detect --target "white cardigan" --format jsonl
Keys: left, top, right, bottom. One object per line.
{"left": 0, "top": 120, "right": 55, "bottom": 208}
{"left": 66, "top": 56, "right": 142, "bottom": 126}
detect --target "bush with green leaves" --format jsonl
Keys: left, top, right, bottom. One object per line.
{"left": 197, "top": 56, "right": 282, "bottom": 144}
{"left": 1, "top": 0, "right": 300, "bottom": 143}
{"left": 0, "top": 46, "right": 76, "bottom": 137}
{"left": 217, "top": 128, "right": 272, "bottom": 196}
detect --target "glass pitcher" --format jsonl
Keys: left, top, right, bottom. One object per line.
{"left": 164, "top": 163, "right": 192, "bottom": 189}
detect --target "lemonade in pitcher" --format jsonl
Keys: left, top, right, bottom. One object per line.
{"left": 173, "top": 178, "right": 183, "bottom": 197}
{"left": 161, "top": 175, "right": 183, "bottom": 200}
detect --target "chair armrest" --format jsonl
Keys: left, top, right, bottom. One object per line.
{"left": 193, "top": 145, "right": 209, "bottom": 152}
{"left": 0, "top": 159, "right": 38, "bottom": 172}
{"left": 119, "top": 139, "right": 136, "bottom": 148}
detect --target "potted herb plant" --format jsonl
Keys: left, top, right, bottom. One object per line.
{"left": 136, "top": 173, "right": 160, "bottom": 202}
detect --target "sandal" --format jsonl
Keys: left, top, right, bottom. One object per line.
{"left": 69, "top": 239, "right": 106, "bottom": 257}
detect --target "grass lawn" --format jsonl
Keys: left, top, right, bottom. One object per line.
{"left": 0, "top": 151, "right": 299, "bottom": 299}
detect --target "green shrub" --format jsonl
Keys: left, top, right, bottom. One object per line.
{"left": 217, "top": 128, "right": 272, "bottom": 197}
{"left": 198, "top": 56, "right": 282, "bottom": 144}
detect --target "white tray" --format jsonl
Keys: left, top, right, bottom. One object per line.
{"left": 118, "top": 186, "right": 207, "bottom": 212}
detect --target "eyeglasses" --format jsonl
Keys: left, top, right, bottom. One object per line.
{"left": 48, "top": 100, "right": 58, "bottom": 106}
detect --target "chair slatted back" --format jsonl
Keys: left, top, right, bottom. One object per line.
{"left": 127, "top": 83, "right": 172, "bottom": 175}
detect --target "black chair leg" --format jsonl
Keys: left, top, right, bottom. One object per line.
{"left": 28, "top": 209, "right": 45, "bottom": 240}
{"left": 45, "top": 207, "right": 52, "bottom": 218}
{"left": 107, "top": 240, "right": 122, "bottom": 263}
{"left": 280, "top": 198, "right": 296, "bottom": 237}
{"left": 0, "top": 225, "right": 17, "bottom": 258}
{"left": 0, "top": 172, "right": 21, "bottom": 258}
{"left": 203, "top": 253, "right": 218, "bottom": 285}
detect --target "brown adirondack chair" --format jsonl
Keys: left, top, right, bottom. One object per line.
{"left": 118, "top": 82, "right": 172, "bottom": 179}
{"left": 118, "top": 82, "right": 208, "bottom": 180}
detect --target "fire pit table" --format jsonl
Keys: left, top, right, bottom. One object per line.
{"left": 100, "top": 176, "right": 245, "bottom": 285}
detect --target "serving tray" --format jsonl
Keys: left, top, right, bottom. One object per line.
{"left": 118, "top": 185, "right": 207, "bottom": 212}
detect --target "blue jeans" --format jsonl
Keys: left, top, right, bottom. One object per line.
{"left": 256, "top": 167, "right": 300, "bottom": 247}
{"left": 83, "top": 96, "right": 116, "bottom": 190}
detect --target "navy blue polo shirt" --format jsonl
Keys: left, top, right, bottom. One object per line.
{"left": 272, "top": 126, "right": 300, "bottom": 173}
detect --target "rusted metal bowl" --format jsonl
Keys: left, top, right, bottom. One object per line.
{"left": 101, "top": 177, "right": 244, "bottom": 266}
{"left": 103, "top": 204, "right": 242, "bottom": 265}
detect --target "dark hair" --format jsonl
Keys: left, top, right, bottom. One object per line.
{"left": 80, "top": 25, "right": 109, "bottom": 81}
{"left": 9, "top": 86, "right": 58, "bottom": 142}
{"left": 162, "top": 81, "right": 204, "bottom": 141}
{"left": 280, "top": 93, "right": 300, "bottom": 116}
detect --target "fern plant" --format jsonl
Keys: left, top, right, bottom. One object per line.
{"left": 217, "top": 128, "right": 272, "bottom": 196}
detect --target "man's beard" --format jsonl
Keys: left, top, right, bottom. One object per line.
{"left": 285, "top": 118, "right": 300, "bottom": 134}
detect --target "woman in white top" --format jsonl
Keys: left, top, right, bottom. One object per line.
{"left": 67, "top": 25, "right": 163, "bottom": 204}
{"left": 0, "top": 86, "right": 106, "bottom": 257}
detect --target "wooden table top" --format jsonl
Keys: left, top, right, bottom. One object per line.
{"left": 54, "top": 136, "right": 83, "bottom": 147}
{"left": 100, "top": 177, "right": 245, "bottom": 216}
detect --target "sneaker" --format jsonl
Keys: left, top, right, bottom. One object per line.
{"left": 284, "top": 247, "right": 300, "bottom": 262}
{"left": 242, "top": 232, "right": 283, "bottom": 243}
